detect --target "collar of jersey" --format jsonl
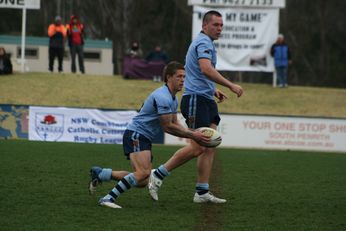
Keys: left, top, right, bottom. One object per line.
{"left": 200, "top": 31, "right": 214, "bottom": 41}
{"left": 164, "top": 84, "right": 176, "bottom": 100}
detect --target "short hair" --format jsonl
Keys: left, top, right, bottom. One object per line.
{"left": 202, "top": 10, "right": 222, "bottom": 23}
{"left": 163, "top": 61, "right": 185, "bottom": 83}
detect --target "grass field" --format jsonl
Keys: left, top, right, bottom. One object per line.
{"left": 1, "top": 140, "right": 345, "bottom": 231}
{"left": 1, "top": 73, "right": 346, "bottom": 230}
{"left": 1, "top": 73, "right": 346, "bottom": 118}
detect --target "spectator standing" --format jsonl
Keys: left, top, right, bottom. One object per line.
{"left": 146, "top": 45, "right": 169, "bottom": 63}
{"left": 271, "top": 34, "right": 292, "bottom": 87}
{"left": 126, "top": 41, "right": 143, "bottom": 58}
{"left": 48, "top": 16, "right": 67, "bottom": 73}
{"left": 0, "top": 47, "right": 13, "bottom": 75}
{"left": 66, "top": 15, "right": 85, "bottom": 74}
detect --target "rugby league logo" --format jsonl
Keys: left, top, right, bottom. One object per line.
{"left": 35, "top": 113, "right": 64, "bottom": 141}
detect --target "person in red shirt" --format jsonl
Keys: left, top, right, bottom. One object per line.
{"left": 48, "top": 16, "right": 66, "bottom": 73}
{"left": 66, "top": 15, "right": 85, "bottom": 74}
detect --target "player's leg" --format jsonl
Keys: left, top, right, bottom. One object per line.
{"left": 191, "top": 96, "right": 226, "bottom": 203}
{"left": 98, "top": 130, "right": 152, "bottom": 208}
{"left": 196, "top": 123, "right": 217, "bottom": 184}
{"left": 194, "top": 142, "right": 226, "bottom": 202}
{"left": 194, "top": 146, "right": 226, "bottom": 202}
{"left": 164, "top": 140, "right": 205, "bottom": 172}
{"left": 196, "top": 149, "right": 214, "bottom": 183}
{"left": 99, "top": 150, "right": 151, "bottom": 208}
{"left": 148, "top": 141, "right": 205, "bottom": 201}
{"left": 112, "top": 171, "right": 129, "bottom": 180}
{"left": 89, "top": 167, "right": 128, "bottom": 195}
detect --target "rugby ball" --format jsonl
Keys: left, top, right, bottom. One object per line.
{"left": 196, "top": 127, "right": 222, "bottom": 147}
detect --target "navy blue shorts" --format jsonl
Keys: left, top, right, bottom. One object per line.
{"left": 180, "top": 94, "right": 221, "bottom": 129}
{"left": 122, "top": 130, "right": 152, "bottom": 160}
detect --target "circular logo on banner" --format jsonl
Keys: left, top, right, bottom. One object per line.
{"left": 35, "top": 113, "right": 64, "bottom": 141}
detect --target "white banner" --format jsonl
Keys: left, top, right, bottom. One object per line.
{"left": 29, "top": 106, "right": 137, "bottom": 144}
{"left": 188, "top": 0, "right": 286, "bottom": 8}
{"left": 192, "top": 6, "right": 278, "bottom": 72}
{"left": 165, "top": 114, "right": 346, "bottom": 153}
{"left": 0, "top": 0, "right": 40, "bottom": 9}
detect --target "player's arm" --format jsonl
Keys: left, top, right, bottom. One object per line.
{"left": 199, "top": 58, "right": 243, "bottom": 97}
{"left": 159, "top": 114, "right": 210, "bottom": 143}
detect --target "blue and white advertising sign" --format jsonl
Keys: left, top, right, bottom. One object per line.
{"left": 29, "top": 106, "right": 137, "bottom": 144}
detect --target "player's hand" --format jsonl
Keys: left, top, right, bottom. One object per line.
{"left": 192, "top": 130, "right": 210, "bottom": 144}
{"left": 230, "top": 83, "right": 243, "bottom": 98}
{"left": 214, "top": 89, "right": 228, "bottom": 103}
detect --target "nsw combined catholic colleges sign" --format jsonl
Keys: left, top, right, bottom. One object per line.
{"left": 29, "top": 106, "right": 137, "bottom": 144}
{"left": 0, "top": 0, "right": 40, "bottom": 9}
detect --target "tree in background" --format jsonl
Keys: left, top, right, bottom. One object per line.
{"left": 281, "top": 0, "right": 346, "bottom": 87}
{"left": 0, "top": 0, "right": 345, "bottom": 87}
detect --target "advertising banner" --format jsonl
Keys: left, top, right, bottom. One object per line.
{"left": 29, "top": 106, "right": 137, "bottom": 144}
{"left": 0, "top": 0, "right": 40, "bottom": 9}
{"left": 165, "top": 114, "right": 346, "bottom": 153}
{"left": 192, "top": 5, "right": 279, "bottom": 72}
{"left": 188, "top": 0, "right": 286, "bottom": 8}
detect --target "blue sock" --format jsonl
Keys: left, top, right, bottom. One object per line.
{"left": 154, "top": 165, "right": 170, "bottom": 180}
{"left": 196, "top": 183, "right": 209, "bottom": 195}
{"left": 98, "top": 168, "right": 112, "bottom": 182}
{"left": 104, "top": 173, "right": 137, "bottom": 201}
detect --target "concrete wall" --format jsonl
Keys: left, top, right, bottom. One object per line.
{"left": 0, "top": 35, "right": 113, "bottom": 75}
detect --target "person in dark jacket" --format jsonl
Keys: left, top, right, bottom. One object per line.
{"left": 0, "top": 47, "right": 13, "bottom": 75}
{"left": 271, "top": 34, "right": 292, "bottom": 87}
{"left": 146, "top": 45, "right": 169, "bottom": 63}
{"left": 126, "top": 41, "right": 143, "bottom": 58}
{"left": 48, "top": 16, "right": 66, "bottom": 73}
{"left": 66, "top": 15, "right": 85, "bottom": 74}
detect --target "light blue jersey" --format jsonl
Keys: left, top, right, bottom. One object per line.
{"left": 127, "top": 85, "right": 178, "bottom": 141}
{"left": 184, "top": 32, "right": 217, "bottom": 100}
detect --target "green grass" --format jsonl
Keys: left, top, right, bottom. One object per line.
{"left": 1, "top": 72, "right": 346, "bottom": 118}
{"left": 1, "top": 140, "right": 345, "bottom": 231}
{"left": 1, "top": 72, "right": 346, "bottom": 230}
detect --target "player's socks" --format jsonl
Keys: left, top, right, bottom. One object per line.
{"left": 103, "top": 173, "right": 137, "bottom": 201}
{"left": 153, "top": 165, "right": 170, "bottom": 180}
{"left": 98, "top": 168, "right": 112, "bottom": 182}
{"left": 196, "top": 183, "right": 209, "bottom": 195}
